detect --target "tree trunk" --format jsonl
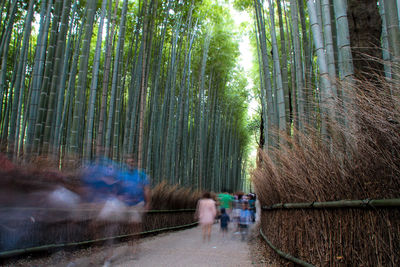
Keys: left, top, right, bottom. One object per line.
{"left": 383, "top": 0, "right": 400, "bottom": 88}
{"left": 290, "top": 0, "right": 305, "bottom": 132}
{"left": 84, "top": 0, "right": 107, "bottom": 161}
{"left": 138, "top": 0, "right": 150, "bottom": 169}
{"left": 277, "top": 0, "right": 291, "bottom": 134}
{"left": 7, "top": 0, "right": 34, "bottom": 156}
{"left": 268, "top": 0, "right": 286, "bottom": 136}
{"left": 69, "top": 0, "right": 97, "bottom": 158}
{"left": 347, "top": 0, "right": 383, "bottom": 80}
{"left": 96, "top": 0, "right": 119, "bottom": 156}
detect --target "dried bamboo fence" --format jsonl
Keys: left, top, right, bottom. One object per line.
{"left": 259, "top": 198, "right": 400, "bottom": 266}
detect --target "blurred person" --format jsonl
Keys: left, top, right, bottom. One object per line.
{"left": 0, "top": 158, "right": 81, "bottom": 253}
{"left": 115, "top": 155, "right": 151, "bottom": 262}
{"left": 195, "top": 192, "right": 217, "bottom": 242}
{"left": 248, "top": 194, "right": 256, "bottom": 222}
{"left": 217, "top": 191, "right": 233, "bottom": 215}
{"left": 232, "top": 193, "right": 243, "bottom": 234}
{"left": 239, "top": 201, "right": 252, "bottom": 241}
{"left": 0, "top": 152, "right": 15, "bottom": 171}
{"left": 122, "top": 155, "right": 151, "bottom": 216}
{"left": 255, "top": 196, "right": 261, "bottom": 223}
{"left": 78, "top": 157, "right": 130, "bottom": 267}
{"left": 80, "top": 157, "right": 118, "bottom": 203}
{"left": 211, "top": 192, "right": 220, "bottom": 223}
{"left": 219, "top": 207, "right": 230, "bottom": 238}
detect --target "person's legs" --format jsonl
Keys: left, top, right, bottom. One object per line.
{"left": 202, "top": 224, "right": 207, "bottom": 242}
{"left": 126, "top": 202, "right": 145, "bottom": 259}
{"left": 221, "top": 226, "right": 227, "bottom": 237}
{"left": 240, "top": 224, "right": 248, "bottom": 241}
{"left": 207, "top": 224, "right": 212, "bottom": 241}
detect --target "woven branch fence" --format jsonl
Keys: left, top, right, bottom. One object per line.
{"left": 259, "top": 198, "right": 400, "bottom": 266}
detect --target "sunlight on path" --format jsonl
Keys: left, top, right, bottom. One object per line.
{"left": 116, "top": 224, "right": 252, "bottom": 267}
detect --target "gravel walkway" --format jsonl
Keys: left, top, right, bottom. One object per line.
{"left": 115, "top": 223, "right": 253, "bottom": 267}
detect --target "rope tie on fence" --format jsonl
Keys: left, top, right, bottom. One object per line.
{"left": 362, "top": 198, "right": 371, "bottom": 207}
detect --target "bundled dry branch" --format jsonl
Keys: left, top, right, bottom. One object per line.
{"left": 253, "top": 75, "right": 400, "bottom": 266}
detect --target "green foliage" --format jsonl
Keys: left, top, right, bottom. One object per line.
{"left": 0, "top": 0, "right": 252, "bottom": 192}
{"left": 233, "top": 0, "right": 253, "bottom": 11}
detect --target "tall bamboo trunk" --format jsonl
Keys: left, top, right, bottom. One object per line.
{"left": 105, "top": 0, "right": 128, "bottom": 158}
{"left": 268, "top": 0, "right": 286, "bottom": 138}
{"left": 53, "top": 1, "right": 77, "bottom": 155}
{"left": 384, "top": 0, "right": 400, "bottom": 89}
{"left": 84, "top": 0, "right": 108, "bottom": 162}
{"left": 96, "top": 0, "right": 119, "bottom": 156}
{"left": 333, "top": 0, "right": 354, "bottom": 127}
{"left": 298, "top": 0, "right": 312, "bottom": 125}
{"left": 277, "top": 0, "right": 291, "bottom": 134}
{"left": 254, "top": 0, "right": 275, "bottom": 148}
{"left": 42, "top": 0, "right": 72, "bottom": 154}
{"left": 321, "top": 0, "right": 338, "bottom": 97}
{"left": 290, "top": 0, "right": 305, "bottom": 132}
{"left": 69, "top": 0, "right": 97, "bottom": 158}
{"left": 308, "top": 0, "right": 334, "bottom": 138}
{"left": 26, "top": 0, "right": 52, "bottom": 155}
{"left": 7, "top": 0, "right": 34, "bottom": 156}
{"left": 138, "top": 0, "right": 150, "bottom": 169}
{"left": 0, "top": 0, "right": 18, "bottom": 127}
{"left": 34, "top": 0, "right": 63, "bottom": 154}
{"left": 348, "top": 0, "right": 383, "bottom": 80}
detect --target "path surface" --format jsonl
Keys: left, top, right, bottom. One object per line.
{"left": 3, "top": 224, "right": 255, "bottom": 267}
{"left": 116, "top": 223, "right": 253, "bottom": 267}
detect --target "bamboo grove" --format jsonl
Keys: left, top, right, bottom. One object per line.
{"left": 247, "top": 0, "right": 400, "bottom": 265}
{"left": 0, "top": 0, "right": 251, "bottom": 192}
{"left": 244, "top": 0, "right": 400, "bottom": 147}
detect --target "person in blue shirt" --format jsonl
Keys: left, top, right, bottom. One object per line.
{"left": 121, "top": 156, "right": 151, "bottom": 212}
{"left": 81, "top": 157, "right": 120, "bottom": 204}
{"left": 110, "top": 155, "right": 151, "bottom": 264}
{"left": 81, "top": 156, "right": 151, "bottom": 265}
{"left": 239, "top": 201, "right": 252, "bottom": 241}
{"left": 248, "top": 193, "right": 256, "bottom": 222}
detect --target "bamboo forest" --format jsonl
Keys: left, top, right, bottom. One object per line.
{"left": 0, "top": 0, "right": 251, "bottom": 191}
{"left": 0, "top": 0, "right": 399, "bottom": 266}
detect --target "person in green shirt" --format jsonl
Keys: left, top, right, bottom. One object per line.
{"left": 218, "top": 192, "right": 233, "bottom": 214}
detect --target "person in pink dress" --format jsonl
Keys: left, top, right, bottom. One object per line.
{"left": 195, "top": 192, "right": 217, "bottom": 242}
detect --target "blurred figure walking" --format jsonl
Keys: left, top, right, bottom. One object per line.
{"left": 195, "top": 192, "right": 217, "bottom": 242}
{"left": 232, "top": 193, "right": 243, "bottom": 233}
{"left": 118, "top": 155, "right": 151, "bottom": 262}
{"left": 239, "top": 201, "right": 252, "bottom": 241}
{"left": 248, "top": 193, "right": 256, "bottom": 222}
{"left": 217, "top": 191, "right": 233, "bottom": 215}
{"left": 219, "top": 207, "right": 230, "bottom": 238}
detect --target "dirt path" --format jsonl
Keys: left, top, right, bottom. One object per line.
{"left": 114, "top": 223, "right": 253, "bottom": 267}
